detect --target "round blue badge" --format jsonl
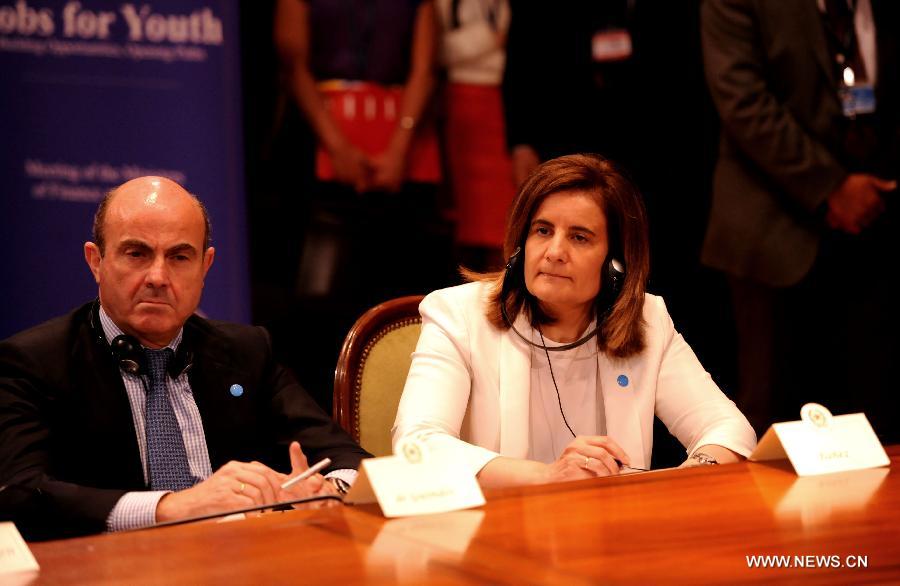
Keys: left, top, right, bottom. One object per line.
{"left": 229, "top": 384, "right": 244, "bottom": 397}
{"left": 617, "top": 375, "right": 629, "bottom": 387}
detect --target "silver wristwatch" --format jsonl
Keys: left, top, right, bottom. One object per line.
{"left": 690, "top": 452, "right": 719, "bottom": 465}
{"left": 325, "top": 476, "right": 351, "bottom": 495}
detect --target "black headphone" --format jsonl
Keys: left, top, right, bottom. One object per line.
{"left": 499, "top": 246, "right": 626, "bottom": 351}
{"left": 90, "top": 302, "right": 193, "bottom": 378}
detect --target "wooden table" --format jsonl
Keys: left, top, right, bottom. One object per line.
{"left": 26, "top": 446, "right": 900, "bottom": 584}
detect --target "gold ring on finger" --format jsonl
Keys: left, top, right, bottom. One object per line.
{"left": 239, "top": 482, "right": 245, "bottom": 494}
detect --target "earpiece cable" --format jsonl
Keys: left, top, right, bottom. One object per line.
{"left": 538, "top": 328, "right": 577, "bottom": 438}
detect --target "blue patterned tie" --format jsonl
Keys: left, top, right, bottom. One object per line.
{"left": 144, "top": 348, "right": 195, "bottom": 491}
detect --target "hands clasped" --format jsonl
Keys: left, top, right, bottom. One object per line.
{"left": 544, "top": 436, "right": 631, "bottom": 483}
{"left": 155, "top": 441, "right": 339, "bottom": 522}
{"left": 330, "top": 141, "right": 407, "bottom": 194}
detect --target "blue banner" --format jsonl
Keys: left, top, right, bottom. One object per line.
{"left": 0, "top": 0, "right": 248, "bottom": 337}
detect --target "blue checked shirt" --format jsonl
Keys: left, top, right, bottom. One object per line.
{"left": 100, "top": 308, "right": 356, "bottom": 531}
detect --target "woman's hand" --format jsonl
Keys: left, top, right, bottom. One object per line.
{"left": 369, "top": 145, "right": 407, "bottom": 193}
{"left": 544, "top": 435, "right": 630, "bottom": 483}
{"left": 328, "top": 142, "right": 372, "bottom": 193}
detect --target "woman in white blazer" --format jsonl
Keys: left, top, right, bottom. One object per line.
{"left": 393, "top": 154, "right": 756, "bottom": 487}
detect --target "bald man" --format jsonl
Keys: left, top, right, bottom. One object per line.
{"left": 0, "top": 177, "right": 370, "bottom": 540}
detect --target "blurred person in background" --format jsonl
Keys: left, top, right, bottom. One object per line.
{"left": 272, "top": 0, "right": 455, "bottom": 405}
{"left": 701, "top": 0, "right": 898, "bottom": 441}
{"left": 436, "top": 0, "right": 516, "bottom": 271}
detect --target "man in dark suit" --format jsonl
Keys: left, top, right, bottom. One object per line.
{"left": 0, "top": 176, "right": 370, "bottom": 540}
{"left": 701, "top": 0, "right": 898, "bottom": 440}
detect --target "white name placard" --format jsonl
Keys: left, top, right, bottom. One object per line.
{"left": 0, "top": 522, "right": 39, "bottom": 579}
{"left": 750, "top": 403, "right": 890, "bottom": 476}
{"left": 345, "top": 440, "right": 485, "bottom": 517}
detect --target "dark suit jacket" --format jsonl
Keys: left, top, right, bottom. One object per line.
{"left": 0, "top": 302, "right": 370, "bottom": 540}
{"left": 700, "top": 0, "right": 899, "bottom": 287}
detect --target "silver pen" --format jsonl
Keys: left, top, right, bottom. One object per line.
{"left": 280, "top": 457, "right": 332, "bottom": 490}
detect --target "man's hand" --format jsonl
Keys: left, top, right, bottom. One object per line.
{"left": 154, "top": 442, "right": 340, "bottom": 522}
{"left": 278, "top": 441, "right": 340, "bottom": 506}
{"left": 155, "top": 460, "right": 284, "bottom": 522}
{"left": 826, "top": 174, "right": 895, "bottom": 234}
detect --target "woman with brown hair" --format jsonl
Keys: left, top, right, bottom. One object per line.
{"left": 392, "top": 154, "right": 755, "bottom": 488}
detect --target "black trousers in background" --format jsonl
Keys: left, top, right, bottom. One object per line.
{"left": 730, "top": 211, "right": 898, "bottom": 443}
{"left": 295, "top": 181, "right": 455, "bottom": 307}
{"left": 268, "top": 181, "right": 456, "bottom": 411}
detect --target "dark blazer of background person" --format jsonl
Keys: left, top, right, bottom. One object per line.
{"left": 701, "top": 0, "right": 898, "bottom": 286}
{"left": 700, "top": 0, "right": 899, "bottom": 440}
{"left": 0, "top": 302, "right": 370, "bottom": 541}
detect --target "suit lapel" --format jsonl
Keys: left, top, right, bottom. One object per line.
{"left": 597, "top": 353, "right": 647, "bottom": 469}
{"left": 186, "top": 322, "right": 234, "bottom": 470}
{"left": 185, "top": 320, "right": 266, "bottom": 470}
{"left": 497, "top": 314, "right": 532, "bottom": 458}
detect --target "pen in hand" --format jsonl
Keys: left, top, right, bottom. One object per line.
{"left": 281, "top": 457, "right": 332, "bottom": 490}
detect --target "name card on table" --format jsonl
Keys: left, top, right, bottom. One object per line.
{"left": 750, "top": 403, "right": 890, "bottom": 476}
{"left": 345, "top": 440, "right": 485, "bottom": 517}
{"left": 0, "top": 522, "right": 39, "bottom": 581}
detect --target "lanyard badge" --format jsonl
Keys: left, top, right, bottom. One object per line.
{"left": 839, "top": 65, "right": 876, "bottom": 118}
{"left": 824, "top": 0, "right": 876, "bottom": 119}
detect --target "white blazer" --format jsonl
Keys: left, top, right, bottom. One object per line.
{"left": 392, "top": 282, "right": 757, "bottom": 474}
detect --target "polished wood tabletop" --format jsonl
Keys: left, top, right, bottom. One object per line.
{"left": 25, "top": 446, "right": 899, "bottom": 585}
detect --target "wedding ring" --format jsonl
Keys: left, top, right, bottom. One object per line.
{"left": 583, "top": 456, "right": 592, "bottom": 470}
{"left": 239, "top": 482, "right": 245, "bottom": 494}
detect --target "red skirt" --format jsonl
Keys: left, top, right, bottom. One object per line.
{"left": 445, "top": 83, "right": 516, "bottom": 247}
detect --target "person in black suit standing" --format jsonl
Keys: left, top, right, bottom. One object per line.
{"left": 502, "top": 0, "right": 639, "bottom": 187}
{"left": 0, "top": 176, "right": 369, "bottom": 540}
{"left": 701, "top": 0, "right": 898, "bottom": 440}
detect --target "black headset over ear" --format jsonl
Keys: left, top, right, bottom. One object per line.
{"left": 109, "top": 334, "right": 146, "bottom": 375}
{"left": 90, "top": 302, "right": 193, "bottom": 378}
{"left": 598, "top": 256, "right": 625, "bottom": 315}
{"left": 500, "top": 246, "right": 524, "bottom": 299}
